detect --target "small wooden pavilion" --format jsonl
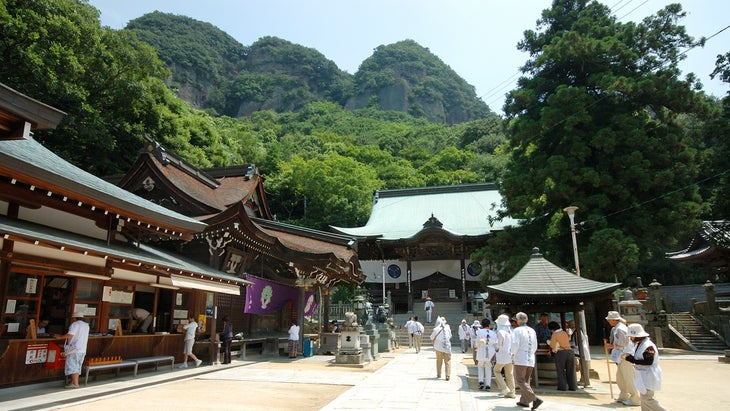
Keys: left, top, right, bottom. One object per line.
{"left": 487, "top": 247, "right": 620, "bottom": 386}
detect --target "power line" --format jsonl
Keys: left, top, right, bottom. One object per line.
{"left": 523, "top": 21, "right": 730, "bottom": 139}
{"left": 479, "top": 0, "right": 648, "bottom": 111}
{"left": 617, "top": 0, "right": 648, "bottom": 21}
{"left": 579, "top": 169, "right": 730, "bottom": 230}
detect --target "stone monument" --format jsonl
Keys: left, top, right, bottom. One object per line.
{"left": 375, "top": 303, "right": 393, "bottom": 353}
{"left": 335, "top": 311, "right": 365, "bottom": 365}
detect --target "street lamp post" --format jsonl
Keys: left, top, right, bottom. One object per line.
{"left": 563, "top": 205, "right": 591, "bottom": 387}
{"left": 563, "top": 206, "right": 581, "bottom": 277}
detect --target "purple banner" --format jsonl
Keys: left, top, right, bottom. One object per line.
{"left": 303, "top": 290, "right": 317, "bottom": 316}
{"left": 244, "top": 275, "right": 317, "bottom": 316}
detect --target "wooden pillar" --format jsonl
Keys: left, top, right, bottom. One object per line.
{"left": 575, "top": 306, "right": 591, "bottom": 387}
{"left": 460, "top": 259, "right": 467, "bottom": 312}
{"left": 407, "top": 260, "right": 413, "bottom": 314}
{"left": 322, "top": 288, "right": 331, "bottom": 330}
{"left": 298, "top": 286, "right": 305, "bottom": 353}
{"left": 209, "top": 302, "right": 219, "bottom": 365}
{"left": 0, "top": 203, "right": 19, "bottom": 303}
{"left": 0, "top": 239, "right": 13, "bottom": 309}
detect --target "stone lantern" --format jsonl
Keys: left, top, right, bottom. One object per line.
{"left": 704, "top": 280, "right": 717, "bottom": 314}
{"left": 649, "top": 279, "right": 663, "bottom": 313}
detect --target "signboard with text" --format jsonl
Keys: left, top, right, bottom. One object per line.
{"left": 26, "top": 343, "right": 48, "bottom": 365}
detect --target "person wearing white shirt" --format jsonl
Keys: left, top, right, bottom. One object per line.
{"left": 424, "top": 297, "right": 435, "bottom": 324}
{"left": 178, "top": 316, "right": 202, "bottom": 368}
{"left": 52, "top": 311, "right": 89, "bottom": 389}
{"left": 475, "top": 318, "right": 497, "bottom": 390}
{"left": 411, "top": 316, "right": 425, "bottom": 353}
{"left": 511, "top": 312, "right": 542, "bottom": 410}
{"left": 458, "top": 319, "right": 470, "bottom": 353}
{"left": 624, "top": 323, "right": 666, "bottom": 411}
{"left": 288, "top": 321, "right": 300, "bottom": 358}
{"left": 430, "top": 316, "right": 452, "bottom": 380}
{"left": 493, "top": 314, "right": 515, "bottom": 398}
{"left": 133, "top": 307, "right": 153, "bottom": 333}
{"left": 605, "top": 311, "right": 639, "bottom": 406}
{"left": 469, "top": 320, "right": 481, "bottom": 364}
{"left": 403, "top": 317, "right": 415, "bottom": 348}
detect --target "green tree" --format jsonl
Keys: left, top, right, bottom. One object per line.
{"left": 0, "top": 0, "right": 214, "bottom": 174}
{"left": 497, "top": 1, "right": 709, "bottom": 283}
{"left": 265, "top": 153, "right": 383, "bottom": 229}
{"left": 701, "top": 52, "right": 730, "bottom": 219}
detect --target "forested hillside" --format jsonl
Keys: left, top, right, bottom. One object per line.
{"left": 346, "top": 40, "right": 491, "bottom": 124}
{"left": 124, "top": 12, "right": 490, "bottom": 124}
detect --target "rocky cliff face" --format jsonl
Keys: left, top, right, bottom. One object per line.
{"left": 128, "top": 14, "right": 491, "bottom": 124}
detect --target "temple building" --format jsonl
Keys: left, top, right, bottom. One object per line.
{"left": 667, "top": 220, "right": 730, "bottom": 282}
{"left": 0, "top": 82, "right": 361, "bottom": 388}
{"left": 0, "top": 83, "right": 249, "bottom": 387}
{"left": 331, "top": 183, "right": 517, "bottom": 313}
{"left": 113, "top": 136, "right": 364, "bottom": 335}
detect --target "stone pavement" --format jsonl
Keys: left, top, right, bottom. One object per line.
{"left": 0, "top": 346, "right": 724, "bottom": 411}
{"left": 321, "top": 347, "right": 612, "bottom": 411}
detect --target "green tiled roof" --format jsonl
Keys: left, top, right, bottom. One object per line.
{"left": 331, "top": 183, "right": 518, "bottom": 240}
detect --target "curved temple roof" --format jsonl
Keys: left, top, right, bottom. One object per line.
{"left": 488, "top": 248, "right": 620, "bottom": 304}
{"left": 331, "top": 183, "right": 518, "bottom": 240}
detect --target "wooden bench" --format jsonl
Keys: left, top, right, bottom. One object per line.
{"left": 128, "top": 355, "right": 175, "bottom": 372}
{"left": 236, "top": 338, "right": 265, "bottom": 360}
{"left": 82, "top": 356, "right": 175, "bottom": 386}
{"left": 83, "top": 360, "right": 138, "bottom": 386}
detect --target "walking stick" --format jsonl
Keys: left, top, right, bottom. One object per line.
{"left": 603, "top": 338, "right": 614, "bottom": 399}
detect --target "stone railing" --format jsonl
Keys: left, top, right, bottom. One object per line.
{"left": 329, "top": 302, "right": 353, "bottom": 320}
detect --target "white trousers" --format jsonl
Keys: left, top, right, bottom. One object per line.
{"left": 477, "top": 359, "right": 493, "bottom": 386}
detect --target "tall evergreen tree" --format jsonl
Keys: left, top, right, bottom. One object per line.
{"left": 498, "top": 0, "right": 710, "bottom": 282}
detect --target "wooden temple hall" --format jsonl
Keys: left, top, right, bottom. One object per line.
{"left": 0, "top": 83, "right": 362, "bottom": 387}
{"left": 331, "top": 184, "right": 519, "bottom": 313}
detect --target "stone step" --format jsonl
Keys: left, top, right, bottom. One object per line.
{"left": 670, "top": 313, "right": 728, "bottom": 351}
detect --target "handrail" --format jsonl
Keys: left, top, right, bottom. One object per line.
{"left": 329, "top": 303, "right": 353, "bottom": 320}
{"left": 668, "top": 312, "right": 729, "bottom": 348}
{"left": 693, "top": 314, "right": 729, "bottom": 346}
{"left": 666, "top": 313, "right": 690, "bottom": 338}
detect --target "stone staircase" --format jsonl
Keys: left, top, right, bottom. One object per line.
{"left": 668, "top": 312, "right": 728, "bottom": 351}
{"left": 392, "top": 301, "right": 480, "bottom": 348}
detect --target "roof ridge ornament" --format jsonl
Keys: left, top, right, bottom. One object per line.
{"left": 531, "top": 247, "right": 542, "bottom": 258}
{"left": 423, "top": 213, "right": 443, "bottom": 229}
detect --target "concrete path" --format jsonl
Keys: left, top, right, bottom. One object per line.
{"left": 0, "top": 346, "right": 725, "bottom": 411}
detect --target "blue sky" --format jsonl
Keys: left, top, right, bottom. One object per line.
{"left": 88, "top": 0, "right": 729, "bottom": 114}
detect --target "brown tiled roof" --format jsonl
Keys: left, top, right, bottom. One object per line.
{"left": 138, "top": 151, "right": 258, "bottom": 213}
{"left": 666, "top": 221, "right": 730, "bottom": 271}
{"left": 257, "top": 223, "right": 357, "bottom": 263}
{"left": 252, "top": 218, "right": 363, "bottom": 284}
